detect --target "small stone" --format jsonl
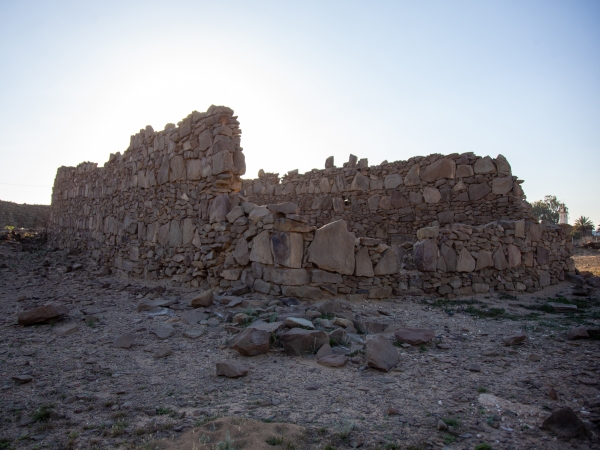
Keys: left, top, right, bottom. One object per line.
{"left": 305, "top": 384, "right": 320, "bottom": 391}
{"left": 502, "top": 334, "right": 526, "bottom": 346}
{"left": 183, "top": 329, "right": 204, "bottom": 339}
{"left": 527, "top": 353, "right": 541, "bottom": 362}
{"left": 466, "top": 362, "right": 481, "bottom": 372}
{"left": 548, "top": 387, "right": 558, "bottom": 400}
{"left": 316, "top": 343, "right": 333, "bottom": 359}
{"left": 216, "top": 362, "right": 248, "bottom": 378}
{"left": 285, "top": 317, "right": 314, "bottom": 329}
{"left": 18, "top": 304, "right": 69, "bottom": 326}
{"left": 151, "top": 323, "right": 174, "bottom": 340}
{"left": 53, "top": 323, "right": 78, "bottom": 337}
{"left": 191, "top": 290, "right": 214, "bottom": 308}
{"left": 12, "top": 375, "right": 33, "bottom": 384}
{"left": 113, "top": 332, "right": 136, "bottom": 348}
{"left": 394, "top": 328, "right": 435, "bottom": 345}
{"left": 567, "top": 326, "right": 589, "bottom": 340}
{"left": 387, "top": 407, "right": 400, "bottom": 416}
{"left": 153, "top": 346, "right": 172, "bottom": 359}
{"left": 437, "top": 419, "right": 448, "bottom": 431}
{"left": 317, "top": 354, "right": 347, "bottom": 367}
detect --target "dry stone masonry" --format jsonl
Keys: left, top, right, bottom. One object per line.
{"left": 0, "top": 200, "right": 50, "bottom": 229}
{"left": 48, "top": 106, "right": 574, "bottom": 298}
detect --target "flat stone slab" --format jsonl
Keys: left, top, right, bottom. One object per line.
{"left": 394, "top": 328, "right": 435, "bottom": 345}
{"left": 285, "top": 317, "right": 314, "bottom": 329}
{"left": 151, "top": 323, "right": 174, "bottom": 340}
{"left": 317, "top": 354, "right": 347, "bottom": 367}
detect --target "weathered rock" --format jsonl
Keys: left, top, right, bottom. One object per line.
{"left": 311, "top": 270, "right": 343, "bottom": 284}
{"left": 492, "top": 177, "right": 513, "bottom": 195}
{"left": 503, "top": 334, "right": 527, "bottom": 346}
{"left": 374, "top": 249, "right": 398, "bottom": 275}
{"left": 263, "top": 267, "right": 308, "bottom": 286}
{"left": 191, "top": 290, "right": 213, "bottom": 308}
{"left": 413, "top": 239, "right": 438, "bottom": 272}
{"left": 249, "top": 230, "right": 273, "bottom": 265}
{"left": 420, "top": 158, "right": 456, "bottom": 182}
{"left": 541, "top": 408, "right": 588, "bottom": 439}
{"left": 567, "top": 326, "right": 589, "bottom": 340}
{"left": 152, "top": 323, "right": 174, "bottom": 340}
{"left": 113, "top": 332, "right": 136, "bottom": 348}
{"left": 307, "top": 220, "right": 355, "bottom": 275}
{"left": 153, "top": 346, "right": 172, "bottom": 359}
{"left": 316, "top": 343, "right": 333, "bottom": 359}
{"left": 138, "top": 298, "right": 173, "bottom": 311}
{"left": 54, "top": 323, "right": 78, "bottom": 337}
{"left": 273, "top": 218, "right": 313, "bottom": 233}
{"left": 270, "top": 232, "right": 303, "bottom": 268}
{"left": 422, "top": 187, "right": 441, "bottom": 203}
{"left": 468, "top": 182, "right": 491, "bottom": 201}
{"left": 356, "top": 321, "right": 387, "bottom": 335}
{"left": 317, "top": 354, "right": 347, "bottom": 367}
{"left": 208, "top": 194, "right": 230, "bottom": 223}
{"left": 267, "top": 202, "right": 300, "bottom": 215}
{"left": 366, "top": 335, "right": 399, "bottom": 372}
{"left": 248, "top": 321, "right": 285, "bottom": 333}
{"left": 394, "top": 328, "right": 435, "bottom": 345}
{"left": 285, "top": 317, "right": 315, "bottom": 329}
{"left": 474, "top": 156, "right": 496, "bottom": 174}
{"left": 231, "top": 327, "right": 271, "bottom": 356}
{"left": 456, "top": 248, "right": 476, "bottom": 272}
{"left": 216, "top": 362, "right": 248, "bottom": 378}
{"left": 281, "top": 285, "right": 324, "bottom": 299}
{"left": 280, "top": 329, "right": 328, "bottom": 356}
{"left": 416, "top": 226, "right": 439, "bottom": 240}
{"left": 354, "top": 246, "right": 374, "bottom": 277}
{"left": 18, "top": 304, "right": 69, "bottom": 326}
{"left": 404, "top": 164, "right": 420, "bottom": 186}
{"left": 181, "top": 310, "right": 208, "bottom": 325}
{"left": 493, "top": 247, "right": 509, "bottom": 270}
{"left": 384, "top": 173, "right": 403, "bottom": 189}
{"left": 475, "top": 250, "right": 494, "bottom": 270}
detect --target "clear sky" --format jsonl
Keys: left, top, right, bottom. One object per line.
{"left": 0, "top": 0, "right": 598, "bottom": 227}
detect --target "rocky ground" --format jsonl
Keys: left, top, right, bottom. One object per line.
{"left": 1, "top": 238, "right": 600, "bottom": 450}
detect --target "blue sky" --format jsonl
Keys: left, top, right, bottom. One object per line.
{"left": 0, "top": 0, "right": 598, "bottom": 227}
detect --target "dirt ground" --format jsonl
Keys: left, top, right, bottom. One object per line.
{"left": 573, "top": 248, "right": 600, "bottom": 277}
{"left": 1, "top": 239, "right": 600, "bottom": 450}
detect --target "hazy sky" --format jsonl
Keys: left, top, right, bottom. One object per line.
{"left": 0, "top": 0, "right": 598, "bottom": 227}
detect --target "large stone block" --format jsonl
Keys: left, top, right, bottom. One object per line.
{"left": 423, "top": 187, "right": 441, "bottom": 203}
{"left": 307, "top": 220, "right": 355, "bottom": 275}
{"left": 270, "top": 231, "right": 303, "bottom": 268}
{"left": 413, "top": 239, "right": 438, "bottom": 272}
{"left": 186, "top": 159, "right": 203, "bottom": 180}
{"left": 281, "top": 329, "right": 328, "bottom": 356}
{"left": 209, "top": 194, "right": 230, "bottom": 223}
{"left": 404, "top": 164, "right": 420, "bottom": 186}
{"left": 169, "top": 220, "right": 182, "bottom": 247}
{"left": 475, "top": 250, "right": 493, "bottom": 270}
{"left": 468, "top": 182, "right": 491, "bottom": 201}
{"left": 350, "top": 172, "right": 370, "bottom": 191}
{"left": 456, "top": 164, "right": 474, "bottom": 178}
{"left": 354, "top": 246, "right": 374, "bottom": 277}
{"left": 456, "top": 248, "right": 476, "bottom": 272}
{"left": 311, "top": 270, "right": 343, "bottom": 284}
{"left": 474, "top": 156, "right": 496, "bottom": 174}
{"left": 169, "top": 156, "right": 186, "bottom": 182}
{"left": 384, "top": 173, "right": 403, "bottom": 189}
{"left": 507, "top": 244, "right": 521, "bottom": 268}
{"left": 263, "top": 267, "right": 309, "bottom": 286}
{"left": 281, "top": 285, "right": 324, "bottom": 299}
{"left": 267, "top": 202, "right": 300, "bottom": 215}
{"left": 212, "top": 151, "right": 235, "bottom": 175}
{"left": 492, "top": 177, "right": 513, "bottom": 195}
{"left": 374, "top": 249, "right": 398, "bottom": 275}
{"left": 249, "top": 230, "right": 273, "bottom": 265}
{"left": 420, "top": 158, "right": 456, "bottom": 182}
{"left": 233, "top": 238, "right": 250, "bottom": 265}
{"left": 18, "top": 304, "right": 69, "bottom": 326}
{"left": 493, "top": 247, "right": 509, "bottom": 270}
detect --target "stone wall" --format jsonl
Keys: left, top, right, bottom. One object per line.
{"left": 242, "top": 152, "right": 534, "bottom": 240}
{"left": 0, "top": 200, "right": 50, "bottom": 229}
{"left": 48, "top": 106, "right": 573, "bottom": 298}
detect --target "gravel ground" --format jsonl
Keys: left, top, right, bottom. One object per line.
{"left": 1, "top": 239, "right": 599, "bottom": 450}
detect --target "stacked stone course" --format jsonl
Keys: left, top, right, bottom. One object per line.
{"left": 0, "top": 200, "right": 50, "bottom": 229}
{"left": 48, "top": 106, "right": 574, "bottom": 298}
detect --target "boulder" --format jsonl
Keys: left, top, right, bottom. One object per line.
{"left": 567, "top": 326, "right": 590, "bottom": 340}
{"left": 394, "top": 328, "right": 435, "bottom": 345}
{"left": 541, "top": 408, "right": 588, "bottom": 439}
{"left": 366, "top": 335, "right": 399, "bottom": 372}
{"left": 191, "top": 290, "right": 214, "bottom": 308}
{"left": 468, "top": 182, "right": 491, "bottom": 201}
{"left": 285, "top": 317, "right": 315, "bottom": 329}
{"left": 280, "top": 329, "right": 328, "bottom": 356}
{"left": 231, "top": 327, "right": 271, "bottom": 356}
{"left": 307, "top": 220, "right": 355, "bottom": 275}
{"left": 18, "top": 304, "right": 69, "bottom": 326}
{"left": 216, "top": 362, "right": 248, "bottom": 378}
{"left": 354, "top": 247, "right": 374, "bottom": 277}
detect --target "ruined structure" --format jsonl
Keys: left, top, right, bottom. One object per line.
{"left": 0, "top": 200, "right": 51, "bottom": 229}
{"left": 48, "top": 106, "right": 575, "bottom": 298}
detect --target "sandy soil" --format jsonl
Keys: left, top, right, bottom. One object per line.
{"left": 1, "top": 239, "right": 599, "bottom": 450}
{"left": 573, "top": 248, "right": 600, "bottom": 277}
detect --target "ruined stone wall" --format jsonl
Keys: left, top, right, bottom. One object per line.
{"left": 242, "top": 152, "right": 534, "bottom": 243}
{"left": 0, "top": 200, "right": 50, "bottom": 229}
{"left": 48, "top": 106, "right": 572, "bottom": 298}
{"left": 411, "top": 221, "right": 574, "bottom": 297}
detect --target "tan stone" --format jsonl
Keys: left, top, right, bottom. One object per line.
{"left": 404, "top": 164, "right": 420, "bottom": 186}
{"left": 355, "top": 246, "right": 374, "bottom": 277}
{"left": 423, "top": 187, "right": 441, "bottom": 203}
{"left": 507, "top": 244, "right": 521, "bottom": 268}
{"left": 474, "top": 156, "right": 496, "bottom": 174}
{"left": 374, "top": 249, "right": 398, "bottom": 275}
{"left": 475, "top": 250, "right": 493, "bottom": 270}
{"left": 416, "top": 226, "right": 439, "bottom": 240}
{"left": 263, "top": 267, "right": 309, "bottom": 286}
{"left": 350, "top": 172, "right": 370, "bottom": 191}
{"left": 249, "top": 230, "right": 273, "bottom": 265}
{"left": 413, "top": 239, "right": 438, "bottom": 272}
{"left": 307, "top": 220, "right": 355, "bottom": 275}
{"left": 492, "top": 177, "right": 513, "bottom": 195}
{"left": 420, "top": 158, "right": 456, "bottom": 182}
{"left": 384, "top": 173, "right": 403, "bottom": 189}
{"left": 456, "top": 164, "right": 474, "bottom": 178}
{"left": 270, "top": 231, "right": 303, "bottom": 268}
{"left": 456, "top": 248, "right": 476, "bottom": 272}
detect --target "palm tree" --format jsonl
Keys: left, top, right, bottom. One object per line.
{"left": 573, "top": 216, "right": 594, "bottom": 237}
